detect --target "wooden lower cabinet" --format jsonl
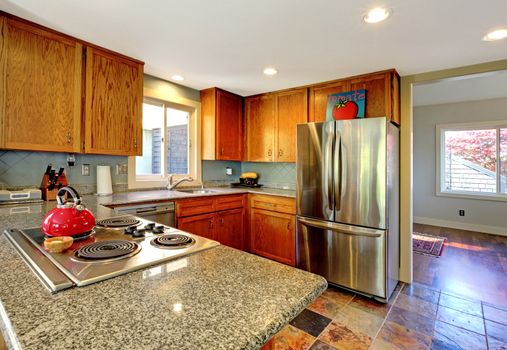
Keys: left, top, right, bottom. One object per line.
{"left": 0, "top": 331, "right": 6, "bottom": 350}
{"left": 249, "top": 208, "right": 296, "bottom": 266}
{"left": 177, "top": 213, "right": 215, "bottom": 240}
{"left": 216, "top": 208, "right": 245, "bottom": 250}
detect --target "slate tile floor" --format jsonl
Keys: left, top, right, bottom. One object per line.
{"left": 263, "top": 225, "right": 507, "bottom": 349}
{"left": 262, "top": 283, "right": 507, "bottom": 349}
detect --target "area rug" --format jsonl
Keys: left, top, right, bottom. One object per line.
{"left": 413, "top": 232, "right": 446, "bottom": 257}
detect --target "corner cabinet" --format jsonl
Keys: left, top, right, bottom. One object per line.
{"left": 0, "top": 13, "right": 144, "bottom": 155}
{"left": 245, "top": 88, "right": 307, "bottom": 163}
{"left": 309, "top": 70, "right": 400, "bottom": 125}
{"left": 201, "top": 87, "right": 243, "bottom": 161}
{"left": 0, "top": 16, "right": 82, "bottom": 152}
{"left": 84, "top": 47, "right": 143, "bottom": 156}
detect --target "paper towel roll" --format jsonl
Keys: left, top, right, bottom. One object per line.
{"left": 96, "top": 165, "right": 113, "bottom": 196}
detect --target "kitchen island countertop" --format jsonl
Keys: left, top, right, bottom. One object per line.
{"left": 0, "top": 194, "right": 326, "bottom": 350}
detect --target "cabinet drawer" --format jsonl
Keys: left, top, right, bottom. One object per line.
{"left": 176, "top": 197, "right": 216, "bottom": 217}
{"left": 215, "top": 194, "right": 245, "bottom": 211}
{"left": 249, "top": 194, "right": 296, "bottom": 215}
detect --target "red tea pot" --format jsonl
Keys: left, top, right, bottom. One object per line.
{"left": 42, "top": 186, "right": 96, "bottom": 237}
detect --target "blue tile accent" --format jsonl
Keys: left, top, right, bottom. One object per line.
{"left": 202, "top": 160, "right": 241, "bottom": 181}
{"left": 0, "top": 151, "right": 127, "bottom": 187}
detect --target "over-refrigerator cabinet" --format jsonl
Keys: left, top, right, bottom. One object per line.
{"left": 296, "top": 117, "right": 399, "bottom": 302}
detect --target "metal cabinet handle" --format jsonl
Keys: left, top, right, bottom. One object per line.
{"left": 220, "top": 218, "right": 224, "bottom": 225}
{"left": 268, "top": 149, "right": 272, "bottom": 157}
{"left": 221, "top": 148, "right": 224, "bottom": 155}
{"left": 287, "top": 222, "right": 291, "bottom": 230}
{"left": 66, "top": 132, "right": 72, "bottom": 144}
{"left": 133, "top": 138, "right": 137, "bottom": 149}
{"left": 209, "top": 220, "right": 213, "bottom": 229}
{"left": 278, "top": 149, "right": 284, "bottom": 157}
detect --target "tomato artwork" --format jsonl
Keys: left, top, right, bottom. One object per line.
{"left": 332, "top": 100, "right": 359, "bottom": 120}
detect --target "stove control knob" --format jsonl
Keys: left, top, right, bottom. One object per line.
{"left": 133, "top": 229, "right": 145, "bottom": 238}
{"left": 152, "top": 226, "right": 165, "bottom": 234}
{"left": 144, "top": 223, "right": 155, "bottom": 230}
{"left": 124, "top": 227, "right": 136, "bottom": 235}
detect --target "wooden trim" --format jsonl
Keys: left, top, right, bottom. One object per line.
{"left": 84, "top": 47, "right": 94, "bottom": 153}
{"left": 135, "top": 64, "right": 144, "bottom": 156}
{"left": 200, "top": 88, "right": 216, "bottom": 160}
{"left": 0, "top": 11, "right": 144, "bottom": 65}
{"left": 0, "top": 16, "right": 6, "bottom": 148}
{"left": 72, "top": 43, "right": 82, "bottom": 151}
{"left": 244, "top": 69, "right": 397, "bottom": 98}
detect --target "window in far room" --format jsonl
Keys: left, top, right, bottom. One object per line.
{"left": 437, "top": 122, "right": 507, "bottom": 200}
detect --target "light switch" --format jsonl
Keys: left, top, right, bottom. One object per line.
{"left": 225, "top": 167, "right": 233, "bottom": 176}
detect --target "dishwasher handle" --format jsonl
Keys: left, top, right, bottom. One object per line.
{"left": 135, "top": 207, "right": 173, "bottom": 215}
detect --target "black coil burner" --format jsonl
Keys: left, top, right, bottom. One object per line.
{"left": 75, "top": 240, "right": 141, "bottom": 261}
{"left": 96, "top": 217, "right": 142, "bottom": 228}
{"left": 151, "top": 234, "right": 195, "bottom": 249}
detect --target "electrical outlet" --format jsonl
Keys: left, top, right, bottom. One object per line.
{"left": 459, "top": 209, "right": 465, "bottom": 216}
{"left": 82, "top": 164, "right": 90, "bottom": 176}
{"left": 116, "top": 164, "right": 128, "bottom": 175}
{"left": 225, "top": 167, "right": 233, "bottom": 176}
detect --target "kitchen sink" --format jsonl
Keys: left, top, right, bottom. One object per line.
{"left": 176, "top": 189, "right": 217, "bottom": 194}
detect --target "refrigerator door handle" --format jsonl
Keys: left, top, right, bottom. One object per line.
{"left": 325, "top": 123, "right": 334, "bottom": 210}
{"left": 334, "top": 132, "right": 342, "bottom": 211}
{"left": 298, "top": 217, "right": 383, "bottom": 237}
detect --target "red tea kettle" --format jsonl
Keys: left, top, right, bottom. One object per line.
{"left": 42, "top": 186, "right": 96, "bottom": 237}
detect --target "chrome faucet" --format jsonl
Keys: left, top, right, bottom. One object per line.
{"left": 167, "top": 175, "right": 194, "bottom": 190}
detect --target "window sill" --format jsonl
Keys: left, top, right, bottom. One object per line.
{"left": 436, "top": 191, "right": 507, "bottom": 202}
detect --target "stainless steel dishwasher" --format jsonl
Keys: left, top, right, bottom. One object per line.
{"left": 114, "top": 202, "right": 175, "bottom": 227}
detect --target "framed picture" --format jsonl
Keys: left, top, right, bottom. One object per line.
{"left": 326, "top": 89, "right": 366, "bottom": 121}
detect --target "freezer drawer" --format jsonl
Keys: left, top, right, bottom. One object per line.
{"left": 297, "top": 216, "right": 387, "bottom": 299}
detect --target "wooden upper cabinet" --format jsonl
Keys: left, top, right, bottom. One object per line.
{"left": 275, "top": 88, "right": 308, "bottom": 162}
{"left": 245, "top": 94, "right": 276, "bottom": 162}
{"left": 0, "top": 17, "right": 82, "bottom": 152}
{"left": 84, "top": 47, "right": 143, "bottom": 155}
{"left": 309, "top": 69, "right": 400, "bottom": 125}
{"left": 201, "top": 88, "right": 243, "bottom": 161}
{"left": 308, "top": 79, "right": 348, "bottom": 123}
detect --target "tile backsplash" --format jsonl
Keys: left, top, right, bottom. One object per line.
{"left": 0, "top": 151, "right": 128, "bottom": 193}
{"left": 203, "top": 161, "right": 296, "bottom": 189}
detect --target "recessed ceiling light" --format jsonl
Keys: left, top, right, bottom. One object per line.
{"left": 363, "top": 7, "right": 391, "bottom": 24}
{"left": 263, "top": 67, "right": 278, "bottom": 76}
{"left": 171, "top": 75, "right": 184, "bottom": 81}
{"left": 483, "top": 29, "right": 507, "bottom": 41}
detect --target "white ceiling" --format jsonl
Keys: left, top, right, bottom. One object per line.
{"left": 1, "top": 0, "right": 506, "bottom": 96}
{"left": 413, "top": 70, "right": 507, "bottom": 106}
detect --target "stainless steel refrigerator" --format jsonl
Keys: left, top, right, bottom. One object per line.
{"left": 296, "top": 117, "right": 399, "bottom": 302}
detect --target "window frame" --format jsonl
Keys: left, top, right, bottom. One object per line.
{"left": 128, "top": 93, "right": 201, "bottom": 190}
{"left": 436, "top": 120, "right": 507, "bottom": 202}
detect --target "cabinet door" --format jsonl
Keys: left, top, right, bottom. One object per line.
{"left": 216, "top": 208, "right": 245, "bottom": 250}
{"left": 217, "top": 89, "right": 243, "bottom": 160}
{"left": 0, "top": 17, "right": 82, "bottom": 152}
{"left": 245, "top": 95, "right": 275, "bottom": 162}
{"left": 84, "top": 47, "right": 143, "bottom": 155}
{"left": 177, "top": 213, "right": 215, "bottom": 240}
{"left": 349, "top": 72, "right": 390, "bottom": 120}
{"left": 309, "top": 80, "right": 349, "bottom": 122}
{"left": 276, "top": 89, "right": 308, "bottom": 162}
{"left": 249, "top": 208, "right": 295, "bottom": 266}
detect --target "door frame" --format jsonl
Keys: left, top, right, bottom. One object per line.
{"left": 399, "top": 58, "right": 507, "bottom": 283}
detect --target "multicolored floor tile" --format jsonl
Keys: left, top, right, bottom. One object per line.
{"left": 483, "top": 304, "right": 507, "bottom": 325}
{"left": 485, "top": 320, "right": 507, "bottom": 343}
{"left": 436, "top": 305, "right": 485, "bottom": 335}
{"left": 401, "top": 283, "right": 440, "bottom": 304}
{"left": 289, "top": 309, "right": 331, "bottom": 337}
{"left": 488, "top": 337, "right": 507, "bottom": 350}
{"left": 306, "top": 294, "right": 346, "bottom": 319}
{"left": 262, "top": 324, "right": 315, "bottom": 350}
{"left": 334, "top": 304, "right": 385, "bottom": 338}
{"left": 347, "top": 294, "right": 392, "bottom": 318}
{"left": 438, "top": 293, "right": 483, "bottom": 317}
{"left": 308, "top": 340, "right": 337, "bottom": 350}
{"left": 377, "top": 320, "right": 432, "bottom": 350}
{"left": 387, "top": 305, "right": 435, "bottom": 337}
{"left": 318, "top": 320, "right": 372, "bottom": 350}
{"left": 433, "top": 320, "right": 487, "bottom": 350}
{"left": 395, "top": 293, "right": 438, "bottom": 319}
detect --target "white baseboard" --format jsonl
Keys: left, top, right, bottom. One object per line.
{"left": 413, "top": 216, "right": 507, "bottom": 237}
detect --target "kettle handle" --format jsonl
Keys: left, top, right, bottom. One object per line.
{"left": 56, "top": 186, "right": 82, "bottom": 207}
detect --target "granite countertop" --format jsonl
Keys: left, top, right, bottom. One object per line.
{"left": 97, "top": 187, "right": 296, "bottom": 207}
{"left": 0, "top": 193, "right": 326, "bottom": 350}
